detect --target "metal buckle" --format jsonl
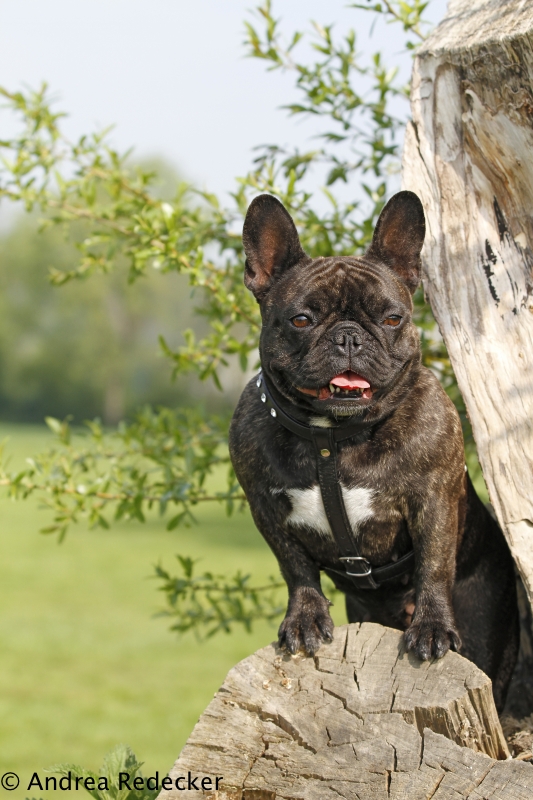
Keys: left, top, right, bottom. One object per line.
{"left": 339, "top": 556, "right": 372, "bottom": 578}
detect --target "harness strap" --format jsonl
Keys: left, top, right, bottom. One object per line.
{"left": 257, "top": 371, "right": 414, "bottom": 590}
{"left": 325, "top": 550, "right": 415, "bottom": 585}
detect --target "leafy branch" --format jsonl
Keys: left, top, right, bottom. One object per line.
{"left": 351, "top": 0, "right": 430, "bottom": 48}
{"left": 245, "top": 1, "right": 405, "bottom": 190}
{"left": 0, "top": 410, "right": 244, "bottom": 542}
{"left": 155, "top": 556, "right": 287, "bottom": 638}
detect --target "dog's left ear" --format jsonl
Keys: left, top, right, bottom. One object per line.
{"left": 366, "top": 191, "right": 425, "bottom": 294}
{"left": 242, "top": 194, "right": 308, "bottom": 301}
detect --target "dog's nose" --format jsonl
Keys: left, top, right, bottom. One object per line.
{"left": 332, "top": 325, "right": 363, "bottom": 352}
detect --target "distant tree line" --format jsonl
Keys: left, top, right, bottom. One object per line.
{"left": 0, "top": 168, "right": 234, "bottom": 424}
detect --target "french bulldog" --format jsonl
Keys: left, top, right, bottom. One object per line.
{"left": 229, "top": 191, "right": 519, "bottom": 711}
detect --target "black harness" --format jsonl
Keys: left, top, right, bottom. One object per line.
{"left": 257, "top": 371, "right": 415, "bottom": 590}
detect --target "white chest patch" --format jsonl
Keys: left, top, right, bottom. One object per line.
{"left": 308, "top": 416, "right": 332, "bottom": 428}
{"left": 284, "top": 484, "right": 374, "bottom": 540}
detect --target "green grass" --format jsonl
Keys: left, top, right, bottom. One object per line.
{"left": 0, "top": 424, "right": 333, "bottom": 799}
{"left": 2, "top": 422, "right": 486, "bottom": 799}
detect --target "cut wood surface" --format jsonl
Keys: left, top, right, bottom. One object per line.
{"left": 159, "top": 624, "right": 533, "bottom": 799}
{"left": 402, "top": 0, "right": 533, "bottom": 614}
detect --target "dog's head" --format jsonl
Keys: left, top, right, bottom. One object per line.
{"left": 242, "top": 191, "right": 425, "bottom": 419}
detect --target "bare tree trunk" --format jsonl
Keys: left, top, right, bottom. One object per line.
{"left": 160, "top": 625, "right": 533, "bottom": 799}
{"left": 403, "top": 1, "right": 533, "bottom": 649}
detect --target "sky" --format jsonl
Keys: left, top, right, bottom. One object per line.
{"left": 0, "top": 0, "right": 448, "bottom": 207}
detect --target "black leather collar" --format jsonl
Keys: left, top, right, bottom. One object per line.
{"left": 256, "top": 370, "right": 415, "bottom": 590}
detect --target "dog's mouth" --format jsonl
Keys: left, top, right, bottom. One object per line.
{"left": 297, "top": 371, "right": 374, "bottom": 401}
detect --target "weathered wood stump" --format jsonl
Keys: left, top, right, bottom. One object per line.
{"left": 402, "top": 0, "right": 533, "bottom": 614}
{"left": 159, "top": 624, "right": 533, "bottom": 799}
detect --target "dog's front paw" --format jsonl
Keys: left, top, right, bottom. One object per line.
{"left": 278, "top": 587, "right": 334, "bottom": 656}
{"left": 404, "top": 617, "right": 461, "bottom": 660}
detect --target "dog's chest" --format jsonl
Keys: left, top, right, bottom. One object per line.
{"left": 280, "top": 484, "right": 375, "bottom": 541}
{"left": 266, "top": 427, "right": 408, "bottom": 558}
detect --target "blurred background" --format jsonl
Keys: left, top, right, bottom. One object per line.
{"left": 0, "top": 0, "right": 447, "bottom": 796}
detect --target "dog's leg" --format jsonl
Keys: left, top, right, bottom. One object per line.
{"left": 404, "top": 495, "right": 462, "bottom": 660}
{"left": 247, "top": 504, "right": 334, "bottom": 656}
{"left": 453, "top": 509, "right": 519, "bottom": 711}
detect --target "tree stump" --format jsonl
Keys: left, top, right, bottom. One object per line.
{"left": 402, "top": 0, "right": 533, "bottom": 617}
{"left": 159, "top": 624, "right": 533, "bottom": 799}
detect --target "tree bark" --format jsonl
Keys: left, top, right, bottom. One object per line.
{"left": 402, "top": 1, "right": 533, "bottom": 624}
{"left": 157, "top": 625, "right": 533, "bottom": 799}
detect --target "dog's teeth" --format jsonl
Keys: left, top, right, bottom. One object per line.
{"left": 327, "top": 383, "right": 369, "bottom": 398}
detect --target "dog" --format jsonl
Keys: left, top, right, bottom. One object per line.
{"left": 229, "top": 191, "right": 519, "bottom": 711}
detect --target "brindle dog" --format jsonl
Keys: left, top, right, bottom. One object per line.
{"left": 229, "top": 191, "right": 518, "bottom": 710}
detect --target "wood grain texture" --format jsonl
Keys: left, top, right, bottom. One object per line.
{"left": 402, "top": 0, "right": 533, "bottom": 610}
{"left": 158, "top": 624, "right": 533, "bottom": 799}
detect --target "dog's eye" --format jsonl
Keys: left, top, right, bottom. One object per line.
{"left": 291, "top": 315, "right": 311, "bottom": 328}
{"left": 383, "top": 315, "right": 402, "bottom": 327}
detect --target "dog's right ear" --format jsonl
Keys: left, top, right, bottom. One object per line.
{"left": 242, "top": 195, "right": 308, "bottom": 301}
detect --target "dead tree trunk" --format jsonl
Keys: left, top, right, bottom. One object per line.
{"left": 403, "top": 1, "right": 533, "bottom": 622}
{"left": 160, "top": 625, "right": 533, "bottom": 799}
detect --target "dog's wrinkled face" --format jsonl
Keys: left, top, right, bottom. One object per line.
{"left": 242, "top": 192, "right": 425, "bottom": 418}
{"left": 260, "top": 256, "right": 419, "bottom": 416}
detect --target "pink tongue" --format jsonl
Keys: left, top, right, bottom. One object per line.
{"left": 330, "top": 371, "right": 370, "bottom": 389}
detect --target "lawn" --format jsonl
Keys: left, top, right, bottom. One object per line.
{"left": 0, "top": 424, "right": 330, "bottom": 799}
{"left": 0, "top": 424, "right": 486, "bottom": 800}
